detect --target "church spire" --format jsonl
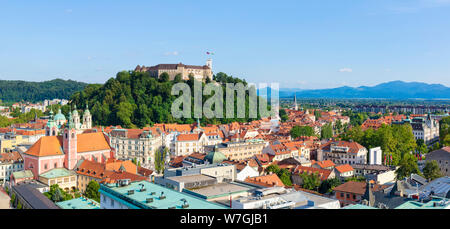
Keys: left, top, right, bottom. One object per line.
{"left": 294, "top": 94, "right": 298, "bottom": 111}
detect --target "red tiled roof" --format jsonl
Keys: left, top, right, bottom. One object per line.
{"left": 294, "top": 166, "right": 333, "bottom": 181}
{"left": 333, "top": 181, "right": 386, "bottom": 195}
{"left": 312, "top": 160, "right": 335, "bottom": 169}
{"left": 177, "top": 133, "right": 200, "bottom": 141}
{"left": 335, "top": 164, "right": 354, "bottom": 173}
{"left": 245, "top": 174, "right": 284, "bottom": 187}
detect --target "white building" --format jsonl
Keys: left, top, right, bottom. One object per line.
{"left": 369, "top": 147, "right": 382, "bottom": 165}
{"left": 0, "top": 151, "right": 24, "bottom": 184}
{"left": 109, "top": 128, "right": 163, "bottom": 167}
{"left": 318, "top": 141, "right": 368, "bottom": 165}
{"left": 231, "top": 187, "right": 340, "bottom": 209}
{"left": 236, "top": 165, "right": 260, "bottom": 182}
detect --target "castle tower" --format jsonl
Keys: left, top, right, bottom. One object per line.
{"left": 83, "top": 104, "right": 92, "bottom": 129}
{"left": 206, "top": 58, "right": 213, "bottom": 70}
{"left": 45, "top": 110, "right": 59, "bottom": 136}
{"left": 63, "top": 112, "right": 78, "bottom": 170}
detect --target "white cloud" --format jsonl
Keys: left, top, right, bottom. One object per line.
{"left": 164, "top": 51, "right": 179, "bottom": 56}
{"left": 339, "top": 68, "right": 353, "bottom": 73}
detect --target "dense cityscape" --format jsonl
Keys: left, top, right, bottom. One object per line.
{"left": 0, "top": 62, "right": 449, "bottom": 211}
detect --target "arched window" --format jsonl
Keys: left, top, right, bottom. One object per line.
{"left": 72, "top": 133, "right": 75, "bottom": 139}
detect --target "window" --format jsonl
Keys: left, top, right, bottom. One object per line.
{"left": 54, "top": 163, "right": 57, "bottom": 168}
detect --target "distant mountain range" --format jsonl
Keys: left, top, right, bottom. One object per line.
{"left": 268, "top": 81, "right": 450, "bottom": 99}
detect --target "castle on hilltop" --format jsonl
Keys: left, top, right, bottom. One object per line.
{"left": 135, "top": 59, "right": 213, "bottom": 81}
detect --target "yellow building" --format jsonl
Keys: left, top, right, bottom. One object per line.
{"left": 38, "top": 168, "right": 77, "bottom": 192}
{"left": 0, "top": 133, "right": 27, "bottom": 153}
{"left": 206, "top": 139, "right": 266, "bottom": 161}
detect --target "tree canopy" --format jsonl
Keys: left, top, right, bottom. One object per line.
{"left": 0, "top": 79, "right": 87, "bottom": 103}
{"left": 70, "top": 71, "right": 265, "bottom": 128}
{"left": 423, "top": 160, "right": 442, "bottom": 181}
{"left": 290, "top": 126, "right": 315, "bottom": 139}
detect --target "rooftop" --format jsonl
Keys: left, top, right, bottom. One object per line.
{"left": 395, "top": 197, "right": 450, "bottom": 209}
{"left": 100, "top": 180, "right": 228, "bottom": 209}
{"left": 39, "top": 168, "right": 76, "bottom": 179}
{"left": 12, "top": 183, "right": 59, "bottom": 209}
{"left": 56, "top": 197, "right": 100, "bottom": 209}
{"left": 185, "top": 182, "right": 253, "bottom": 199}
{"left": 342, "top": 204, "right": 378, "bottom": 209}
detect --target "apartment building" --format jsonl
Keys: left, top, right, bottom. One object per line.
{"left": 205, "top": 139, "right": 266, "bottom": 161}
{"left": 109, "top": 128, "right": 163, "bottom": 166}
{"left": 318, "top": 141, "right": 368, "bottom": 165}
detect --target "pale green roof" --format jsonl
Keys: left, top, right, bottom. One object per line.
{"left": 100, "top": 180, "right": 228, "bottom": 209}
{"left": 54, "top": 109, "right": 66, "bottom": 121}
{"left": 12, "top": 170, "right": 34, "bottom": 179}
{"left": 342, "top": 204, "right": 378, "bottom": 209}
{"left": 56, "top": 197, "right": 100, "bottom": 209}
{"left": 39, "top": 168, "right": 76, "bottom": 179}
{"left": 395, "top": 197, "right": 450, "bottom": 209}
{"left": 205, "top": 151, "right": 227, "bottom": 164}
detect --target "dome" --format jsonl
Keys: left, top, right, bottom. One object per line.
{"left": 54, "top": 109, "right": 66, "bottom": 121}
{"left": 205, "top": 151, "right": 227, "bottom": 164}
{"left": 72, "top": 105, "right": 79, "bottom": 116}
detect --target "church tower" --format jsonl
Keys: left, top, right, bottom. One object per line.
{"left": 294, "top": 94, "right": 298, "bottom": 111}
{"left": 72, "top": 105, "right": 81, "bottom": 129}
{"left": 45, "top": 110, "right": 59, "bottom": 136}
{"left": 83, "top": 104, "right": 92, "bottom": 129}
{"left": 63, "top": 112, "right": 78, "bottom": 170}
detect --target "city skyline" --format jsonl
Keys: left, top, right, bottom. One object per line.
{"left": 1, "top": 0, "right": 450, "bottom": 89}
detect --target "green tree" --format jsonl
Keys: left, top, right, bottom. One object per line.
{"left": 321, "top": 123, "right": 333, "bottom": 140}
{"left": 345, "top": 176, "right": 366, "bottom": 182}
{"left": 396, "top": 153, "right": 421, "bottom": 180}
{"left": 319, "top": 178, "right": 341, "bottom": 194}
{"left": 159, "top": 72, "right": 170, "bottom": 82}
{"left": 85, "top": 180, "right": 101, "bottom": 202}
{"left": 290, "top": 126, "right": 315, "bottom": 139}
{"left": 278, "top": 169, "right": 292, "bottom": 186}
{"left": 423, "top": 161, "right": 443, "bottom": 181}
{"left": 443, "top": 135, "right": 450, "bottom": 147}
{"left": 266, "top": 164, "right": 281, "bottom": 174}
{"left": 52, "top": 187, "right": 63, "bottom": 202}
{"left": 10, "top": 193, "right": 15, "bottom": 206}
{"left": 300, "top": 172, "right": 321, "bottom": 191}
{"left": 154, "top": 147, "right": 168, "bottom": 174}
{"left": 279, "top": 109, "right": 289, "bottom": 123}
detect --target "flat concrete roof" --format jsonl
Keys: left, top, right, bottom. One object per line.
{"left": 187, "top": 182, "right": 252, "bottom": 199}
{"left": 167, "top": 174, "right": 216, "bottom": 183}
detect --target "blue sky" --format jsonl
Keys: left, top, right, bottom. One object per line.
{"left": 0, "top": 0, "right": 449, "bottom": 89}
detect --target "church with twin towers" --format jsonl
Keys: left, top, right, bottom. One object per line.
{"left": 45, "top": 105, "right": 92, "bottom": 137}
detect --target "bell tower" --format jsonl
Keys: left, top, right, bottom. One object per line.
{"left": 83, "top": 104, "right": 92, "bottom": 129}
{"left": 64, "top": 112, "right": 78, "bottom": 169}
